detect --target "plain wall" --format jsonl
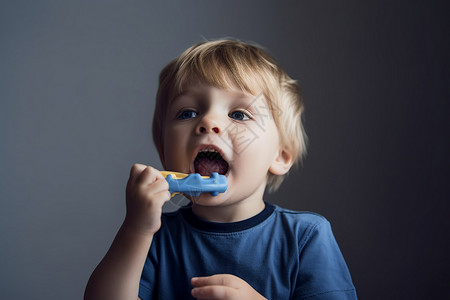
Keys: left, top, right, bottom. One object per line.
{"left": 1, "top": 0, "right": 448, "bottom": 299}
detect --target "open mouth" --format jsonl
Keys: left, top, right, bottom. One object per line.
{"left": 193, "top": 148, "right": 229, "bottom": 176}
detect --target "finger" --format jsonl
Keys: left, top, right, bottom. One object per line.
{"left": 136, "top": 166, "right": 160, "bottom": 185}
{"left": 191, "top": 274, "right": 241, "bottom": 289}
{"left": 155, "top": 189, "right": 172, "bottom": 203}
{"left": 136, "top": 166, "right": 166, "bottom": 183}
{"left": 129, "top": 163, "right": 148, "bottom": 183}
{"left": 191, "top": 285, "right": 236, "bottom": 300}
{"left": 141, "top": 176, "right": 170, "bottom": 196}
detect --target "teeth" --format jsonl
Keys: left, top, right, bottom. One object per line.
{"left": 196, "top": 148, "right": 224, "bottom": 160}
{"left": 199, "top": 148, "right": 218, "bottom": 152}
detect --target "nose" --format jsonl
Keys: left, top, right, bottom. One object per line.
{"left": 196, "top": 113, "right": 222, "bottom": 135}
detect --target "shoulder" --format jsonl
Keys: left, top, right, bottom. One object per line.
{"left": 270, "top": 204, "right": 335, "bottom": 248}
{"left": 272, "top": 204, "right": 330, "bottom": 232}
{"left": 273, "top": 204, "right": 327, "bottom": 224}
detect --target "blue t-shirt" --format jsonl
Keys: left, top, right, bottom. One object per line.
{"left": 139, "top": 202, "right": 357, "bottom": 299}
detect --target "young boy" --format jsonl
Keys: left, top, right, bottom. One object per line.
{"left": 85, "top": 39, "right": 357, "bottom": 300}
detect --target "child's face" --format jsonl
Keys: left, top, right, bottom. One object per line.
{"left": 162, "top": 82, "right": 283, "bottom": 207}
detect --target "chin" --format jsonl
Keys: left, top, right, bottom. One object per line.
{"left": 187, "top": 192, "right": 230, "bottom": 207}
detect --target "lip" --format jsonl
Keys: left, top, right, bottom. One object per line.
{"left": 190, "top": 143, "right": 230, "bottom": 176}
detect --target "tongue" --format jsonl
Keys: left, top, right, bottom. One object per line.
{"left": 194, "top": 158, "right": 228, "bottom": 176}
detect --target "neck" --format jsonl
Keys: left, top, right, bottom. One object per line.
{"left": 191, "top": 184, "right": 266, "bottom": 223}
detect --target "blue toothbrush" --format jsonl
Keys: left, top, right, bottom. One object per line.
{"left": 161, "top": 171, "right": 228, "bottom": 197}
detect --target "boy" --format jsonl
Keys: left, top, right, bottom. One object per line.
{"left": 85, "top": 39, "right": 357, "bottom": 300}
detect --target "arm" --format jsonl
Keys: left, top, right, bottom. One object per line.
{"left": 84, "top": 164, "right": 171, "bottom": 300}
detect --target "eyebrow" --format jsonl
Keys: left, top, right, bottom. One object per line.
{"left": 171, "top": 90, "right": 201, "bottom": 104}
{"left": 171, "top": 88, "right": 256, "bottom": 107}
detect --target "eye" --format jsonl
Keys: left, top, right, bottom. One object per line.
{"left": 177, "top": 110, "right": 198, "bottom": 120}
{"left": 229, "top": 110, "right": 250, "bottom": 121}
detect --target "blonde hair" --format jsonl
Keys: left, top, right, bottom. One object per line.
{"left": 152, "top": 39, "right": 307, "bottom": 192}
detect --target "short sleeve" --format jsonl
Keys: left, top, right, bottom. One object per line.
{"left": 293, "top": 219, "right": 357, "bottom": 300}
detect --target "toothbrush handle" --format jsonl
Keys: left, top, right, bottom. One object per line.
{"left": 164, "top": 172, "right": 227, "bottom": 197}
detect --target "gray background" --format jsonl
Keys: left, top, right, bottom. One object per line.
{"left": 1, "top": 0, "right": 448, "bottom": 299}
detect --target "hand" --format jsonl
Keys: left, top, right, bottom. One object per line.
{"left": 191, "top": 274, "right": 267, "bottom": 300}
{"left": 123, "top": 164, "right": 171, "bottom": 234}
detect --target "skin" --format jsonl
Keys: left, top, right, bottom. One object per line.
{"left": 163, "top": 84, "right": 292, "bottom": 222}
{"left": 84, "top": 83, "right": 293, "bottom": 300}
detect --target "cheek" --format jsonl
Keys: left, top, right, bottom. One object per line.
{"left": 163, "top": 126, "right": 193, "bottom": 170}
{"left": 163, "top": 131, "right": 180, "bottom": 165}
{"left": 163, "top": 146, "right": 188, "bottom": 171}
{"left": 237, "top": 125, "right": 279, "bottom": 159}
{"left": 232, "top": 138, "right": 276, "bottom": 176}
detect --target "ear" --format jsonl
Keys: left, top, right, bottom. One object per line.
{"left": 269, "top": 147, "right": 294, "bottom": 176}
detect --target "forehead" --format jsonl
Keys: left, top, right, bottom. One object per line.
{"left": 170, "top": 82, "right": 256, "bottom": 106}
